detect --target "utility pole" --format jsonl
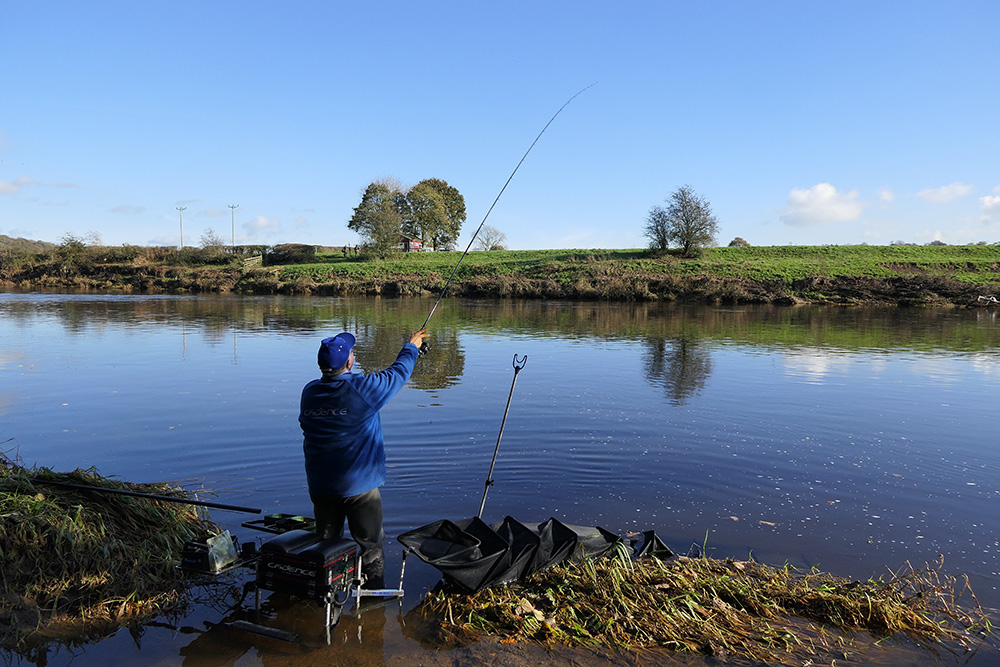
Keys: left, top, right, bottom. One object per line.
{"left": 229, "top": 204, "right": 239, "bottom": 247}
{"left": 176, "top": 207, "right": 187, "bottom": 248}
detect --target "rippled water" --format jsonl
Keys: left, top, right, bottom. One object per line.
{"left": 3, "top": 292, "right": 999, "bottom": 665}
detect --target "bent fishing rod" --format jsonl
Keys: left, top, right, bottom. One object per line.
{"left": 419, "top": 83, "right": 596, "bottom": 335}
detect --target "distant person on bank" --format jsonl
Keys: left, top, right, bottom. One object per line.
{"left": 299, "top": 327, "right": 428, "bottom": 588}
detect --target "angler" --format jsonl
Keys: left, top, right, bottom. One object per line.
{"left": 298, "top": 327, "right": 429, "bottom": 590}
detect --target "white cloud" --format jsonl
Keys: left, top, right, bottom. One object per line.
{"left": 781, "top": 183, "right": 862, "bottom": 226}
{"left": 245, "top": 216, "right": 280, "bottom": 231}
{"left": 782, "top": 349, "right": 854, "bottom": 384}
{"left": 295, "top": 217, "right": 309, "bottom": 228}
{"left": 916, "top": 182, "right": 973, "bottom": 202}
{"left": 878, "top": 187, "right": 894, "bottom": 202}
{"left": 981, "top": 194, "right": 1000, "bottom": 224}
{"left": 912, "top": 229, "right": 947, "bottom": 244}
{"left": 147, "top": 235, "right": 179, "bottom": 246}
{"left": 0, "top": 176, "right": 40, "bottom": 195}
{"left": 198, "top": 207, "right": 226, "bottom": 217}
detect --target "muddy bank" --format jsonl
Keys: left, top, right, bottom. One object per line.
{"left": 1, "top": 263, "right": 992, "bottom": 307}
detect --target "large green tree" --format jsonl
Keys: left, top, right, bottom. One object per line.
{"left": 349, "top": 177, "right": 466, "bottom": 255}
{"left": 645, "top": 185, "right": 719, "bottom": 256}
{"left": 347, "top": 180, "right": 405, "bottom": 258}
{"left": 404, "top": 178, "right": 465, "bottom": 250}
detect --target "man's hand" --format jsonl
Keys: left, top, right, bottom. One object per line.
{"left": 409, "top": 328, "right": 429, "bottom": 349}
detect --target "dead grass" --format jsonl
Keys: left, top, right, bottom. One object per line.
{"left": 0, "top": 451, "right": 220, "bottom": 652}
{"left": 418, "top": 546, "right": 993, "bottom": 665}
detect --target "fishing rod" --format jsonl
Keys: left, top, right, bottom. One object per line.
{"left": 419, "top": 84, "right": 596, "bottom": 335}
{"left": 29, "top": 477, "right": 263, "bottom": 514}
{"left": 478, "top": 354, "right": 527, "bottom": 518}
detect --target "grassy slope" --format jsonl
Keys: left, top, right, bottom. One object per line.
{"left": 271, "top": 245, "right": 1000, "bottom": 304}
{"left": 281, "top": 245, "right": 1000, "bottom": 285}
{"left": 4, "top": 245, "right": 1000, "bottom": 304}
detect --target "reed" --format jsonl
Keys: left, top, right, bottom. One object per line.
{"left": 419, "top": 548, "right": 992, "bottom": 665}
{"left": 0, "top": 452, "right": 220, "bottom": 651}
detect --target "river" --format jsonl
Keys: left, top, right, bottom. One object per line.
{"left": 2, "top": 292, "right": 999, "bottom": 666}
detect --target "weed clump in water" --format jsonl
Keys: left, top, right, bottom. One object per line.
{"left": 0, "top": 452, "right": 221, "bottom": 651}
{"left": 419, "top": 545, "right": 993, "bottom": 665}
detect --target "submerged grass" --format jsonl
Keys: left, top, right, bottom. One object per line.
{"left": 419, "top": 548, "right": 992, "bottom": 665}
{"left": 0, "top": 451, "right": 220, "bottom": 652}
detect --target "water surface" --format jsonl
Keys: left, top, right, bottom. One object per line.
{"left": 2, "top": 292, "right": 999, "bottom": 665}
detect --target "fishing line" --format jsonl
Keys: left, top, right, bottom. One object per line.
{"left": 419, "top": 83, "right": 596, "bottom": 332}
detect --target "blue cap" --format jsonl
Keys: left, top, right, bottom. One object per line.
{"left": 318, "top": 332, "right": 356, "bottom": 370}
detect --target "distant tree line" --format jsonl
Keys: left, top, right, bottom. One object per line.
{"left": 891, "top": 240, "right": 1000, "bottom": 246}
{"left": 0, "top": 234, "right": 55, "bottom": 253}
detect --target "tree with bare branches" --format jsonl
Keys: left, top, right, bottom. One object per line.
{"left": 200, "top": 228, "right": 225, "bottom": 248}
{"left": 645, "top": 185, "right": 719, "bottom": 256}
{"left": 474, "top": 225, "right": 507, "bottom": 251}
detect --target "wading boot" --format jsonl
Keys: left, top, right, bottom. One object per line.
{"left": 361, "top": 554, "right": 385, "bottom": 590}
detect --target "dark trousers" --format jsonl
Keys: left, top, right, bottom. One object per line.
{"left": 310, "top": 487, "right": 385, "bottom": 568}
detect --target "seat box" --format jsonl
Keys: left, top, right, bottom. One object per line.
{"left": 256, "top": 530, "right": 357, "bottom": 602}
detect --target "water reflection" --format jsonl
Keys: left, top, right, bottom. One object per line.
{"left": 6, "top": 294, "right": 1000, "bottom": 405}
{"left": 350, "top": 324, "right": 466, "bottom": 391}
{"left": 6, "top": 295, "right": 1000, "bottom": 356}
{"left": 177, "top": 601, "right": 390, "bottom": 667}
{"left": 781, "top": 349, "right": 857, "bottom": 383}
{"left": 642, "top": 336, "right": 712, "bottom": 405}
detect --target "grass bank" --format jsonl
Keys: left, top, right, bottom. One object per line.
{"left": 0, "top": 452, "right": 220, "bottom": 654}
{"left": 4, "top": 244, "right": 1000, "bottom": 306}
{"left": 418, "top": 548, "right": 992, "bottom": 665}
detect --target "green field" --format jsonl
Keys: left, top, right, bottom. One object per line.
{"left": 279, "top": 245, "right": 1000, "bottom": 285}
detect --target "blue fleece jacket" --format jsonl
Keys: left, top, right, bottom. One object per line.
{"left": 300, "top": 343, "right": 419, "bottom": 499}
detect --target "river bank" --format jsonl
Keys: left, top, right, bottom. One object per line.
{"left": 3, "top": 245, "right": 999, "bottom": 306}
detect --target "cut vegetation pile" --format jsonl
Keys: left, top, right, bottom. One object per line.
{"left": 419, "top": 546, "right": 992, "bottom": 665}
{"left": 0, "top": 452, "right": 220, "bottom": 652}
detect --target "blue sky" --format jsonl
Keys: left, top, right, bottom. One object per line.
{"left": 2, "top": 2, "right": 998, "bottom": 250}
